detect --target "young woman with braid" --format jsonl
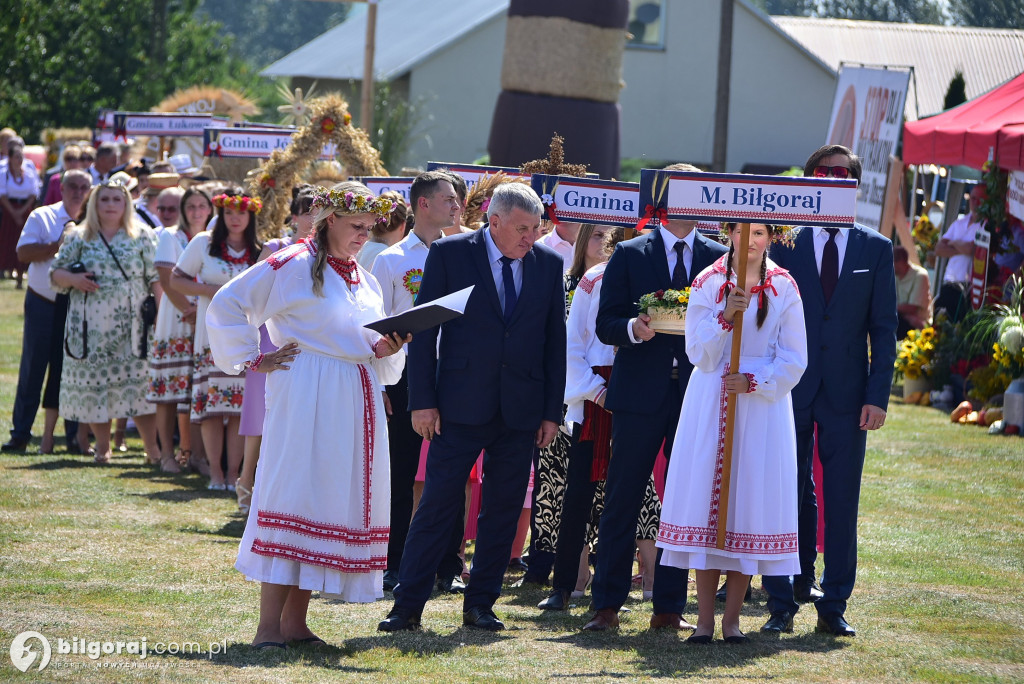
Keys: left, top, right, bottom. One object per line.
{"left": 656, "top": 223, "right": 808, "bottom": 644}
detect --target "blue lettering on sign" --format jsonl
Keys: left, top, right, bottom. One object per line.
{"left": 700, "top": 186, "right": 723, "bottom": 205}
{"left": 729, "top": 186, "right": 822, "bottom": 215}
{"left": 563, "top": 190, "right": 635, "bottom": 213}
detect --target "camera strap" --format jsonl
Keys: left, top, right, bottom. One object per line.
{"left": 98, "top": 231, "right": 153, "bottom": 359}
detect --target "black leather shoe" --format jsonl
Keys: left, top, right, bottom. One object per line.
{"left": 794, "top": 578, "right": 824, "bottom": 603}
{"left": 1, "top": 438, "right": 30, "bottom": 452}
{"left": 816, "top": 612, "right": 856, "bottom": 637}
{"left": 537, "top": 589, "right": 571, "bottom": 611}
{"left": 513, "top": 573, "right": 549, "bottom": 588}
{"left": 377, "top": 609, "right": 421, "bottom": 632}
{"left": 463, "top": 606, "right": 505, "bottom": 631}
{"left": 760, "top": 612, "right": 795, "bottom": 633}
{"left": 508, "top": 558, "right": 529, "bottom": 573}
{"left": 382, "top": 570, "right": 398, "bottom": 592}
{"left": 723, "top": 633, "right": 749, "bottom": 644}
{"left": 685, "top": 633, "right": 712, "bottom": 644}
{"left": 715, "top": 577, "right": 753, "bottom": 602}
{"left": 436, "top": 575, "right": 467, "bottom": 594}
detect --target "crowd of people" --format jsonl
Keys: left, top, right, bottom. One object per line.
{"left": 2, "top": 132, "right": 900, "bottom": 649}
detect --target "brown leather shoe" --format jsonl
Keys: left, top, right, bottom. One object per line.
{"left": 582, "top": 608, "right": 619, "bottom": 631}
{"left": 649, "top": 613, "right": 696, "bottom": 630}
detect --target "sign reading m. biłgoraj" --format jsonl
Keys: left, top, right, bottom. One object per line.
{"left": 640, "top": 169, "right": 857, "bottom": 228}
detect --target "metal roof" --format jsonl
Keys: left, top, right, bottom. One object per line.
{"left": 771, "top": 16, "right": 1024, "bottom": 120}
{"left": 261, "top": 0, "right": 509, "bottom": 81}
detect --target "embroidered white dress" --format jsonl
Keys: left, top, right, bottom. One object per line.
{"left": 657, "top": 255, "right": 807, "bottom": 576}
{"left": 147, "top": 227, "right": 195, "bottom": 408}
{"left": 172, "top": 232, "right": 252, "bottom": 422}
{"left": 206, "top": 240, "right": 403, "bottom": 602}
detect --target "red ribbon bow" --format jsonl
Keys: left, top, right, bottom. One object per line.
{"left": 716, "top": 276, "right": 777, "bottom": 307}
{"left": 635, "top": 204, "right": 668, "bottom": 233}
{"left": 544, "top": 202, "right": 560, "bottom": 225}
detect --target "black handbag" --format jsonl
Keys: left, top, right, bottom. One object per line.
{"left": 63, "top": 261, "right": 91, "bottom": 360}
{"left": 98, "top": 232, "right": 156, "bottom": 359}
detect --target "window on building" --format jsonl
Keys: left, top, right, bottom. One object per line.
{"left": 627, "top": 0, "right": 665, "bottom": 49}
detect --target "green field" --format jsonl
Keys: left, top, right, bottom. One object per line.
{"left": 1, "top": 276, "right": 1022, "bottom": 683}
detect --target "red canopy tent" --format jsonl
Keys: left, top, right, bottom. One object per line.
{"left": 904, "top": 72, "right": 1024, "bottom": 172}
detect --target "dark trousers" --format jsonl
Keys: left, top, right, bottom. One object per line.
{"left": 395, "top": 417, "right": 535, "bottom": 613}
{"left": 764, "top": 391, "right": 866, "bottom": 617}
{"left": 551, "top": 426, "right": 597, "bottom": 591}
{"left": 591, "top": 387, "right": 688, "bottom": 616}
{"left": 10, "top": 290, "right": 77, "bottom": 442}
{"left": 385, "top": 369, "right": 421, "bottom": 572}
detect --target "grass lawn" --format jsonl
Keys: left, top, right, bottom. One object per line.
{"left": 0, "top": 276, "right": 1022, "bottom": 682}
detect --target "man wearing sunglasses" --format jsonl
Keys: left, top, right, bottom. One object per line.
{"left": 761, "top": 144, "right": 898, "bottom": 638}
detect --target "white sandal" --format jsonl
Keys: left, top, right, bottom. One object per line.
{"left": 236, "top": 479, "right": 253, "bottom": 515}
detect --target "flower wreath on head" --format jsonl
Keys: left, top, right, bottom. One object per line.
{"left": 212, "top": 194, "right": 263, "bottom": 214}
{"left": 719, "top": 222, "right": 798, "bottom": 250}
{"left": 310, "top": 187, "right": 395, "bottom": 224}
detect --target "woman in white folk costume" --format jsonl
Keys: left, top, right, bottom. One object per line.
{"left": 206, "top": 181, "right": 408, "bottom": 649}
{"left": 170, "top": 190, "right": 261, "bottom": 490}
{"left": 657, "top": 223, "right": 807, "bottom": 644}
{"left": 147, "top": 187, "right": 213, "bottom": 472}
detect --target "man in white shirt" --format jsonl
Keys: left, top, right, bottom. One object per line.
{"left": 3, "top": 169, "right": 91, "bottom": 453}
{"left": 934, "top": 185, "right": 983, "bottom": 321}
{"left": 536, "top": 221, "right": 580, "bottom": 273}
{"left": 371, "top": 171, "right": 459, "bottom": 593}
{"left": 88, "top": 143, "right": 118, "bottom": 184}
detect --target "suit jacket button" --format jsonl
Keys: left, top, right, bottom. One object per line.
{"left": 821, "top": 345, "right": 828, "bottom": 351}
{"left": 505, "top": 331, "right": 510, "bottom": 338}
{"left": 823, "top": 314, "right": 831, "bottom": 321}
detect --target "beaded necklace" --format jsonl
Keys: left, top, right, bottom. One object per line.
{"left": 220, "top": 243, "right": 252, "bottom": 266}
{"left": 326, "top": 254, "right": 360, "bottom": 286}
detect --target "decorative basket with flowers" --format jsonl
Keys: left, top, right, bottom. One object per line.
{"left": 638, "top": 288, "right": 691, "bottom": 335}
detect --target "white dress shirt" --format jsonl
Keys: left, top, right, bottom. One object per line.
{"left": 565, "top": 262, "right": 615, "bottom": 427}
{"left": 812, "top": 226, "right": 849, "bottom": 276}
{"left": 484, "top": 228, "right": 522, "bottom": 311}
{"left": 537, "top": 227, "right": 575, "bottom": 272}
{"left": 370, "top": 230, "right": 434, "bottom": 316}
{"left": 16, "top": 202, "right": 73, "bottom": 300}
{"left": 941, "top": 215, "right": 981, "bottom": 283}
{"left": 626, "top": 227, "right": 697, "bottom": 345}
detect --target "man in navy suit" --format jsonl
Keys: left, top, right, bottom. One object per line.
{"left": 761, "top": 145, "right": 897, "bottom": 637}
{"left": 583, "top": 164, "right": 728, "bottom": 631}
{"left": 378, "top": 182, "right": 567, "bottom": 632}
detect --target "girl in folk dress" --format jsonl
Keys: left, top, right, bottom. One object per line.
{"left": 170, "top": 190, "right": 261, "bottom": 490}
{"left": 206, "top": 181, "right": 407, "bottom": 648}
{"left": 147, "top": 187, "right": 213, "bottom": 472}
{"left": 657, "top": 223, "right": 808, "bottom": 644}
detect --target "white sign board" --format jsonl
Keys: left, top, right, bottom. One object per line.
{"left": 356, "top": 177, "right": 414, "bottom": 203}
{"left": 530, "top": 175, "right": 639, "bottom": 228}
{"left": 203, "top": 128, "right": 335, "bottom": 160}
{"left": 1008, "top": 171, "right": 1024, "bottom": 222}
{"left": 114, "top": 112, "right": 227, "bottom": 138}
{"left": 825, "top": 65, "right": 911, "bottom": 231}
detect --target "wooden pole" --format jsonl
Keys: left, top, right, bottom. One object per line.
{"left": 711, "top": 0, "right": 733, "bottom": 173}
{"left": 360, "top": 0, "right": 378, "bottom": 136}
{"left": 717, "top": 221, "right": 749, "bottom": 550}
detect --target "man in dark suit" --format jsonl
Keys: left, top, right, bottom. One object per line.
{"left": 378, "top": 182, "right": 567, "bottom": 632}
{"left": 583, "top": 164, "right": 728, "bottom": 631}
{"left": 761, "top": 145, "right": 897, "bottom": 637}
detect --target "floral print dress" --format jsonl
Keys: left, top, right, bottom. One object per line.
{"left": 172, "top": 231, "right": 253, "bottom": 423}
{"left": 50, "top": 227, "right": 160, "bottom": 423}
{"left": 147, "top": 227, "right": 195, "bottom": 409}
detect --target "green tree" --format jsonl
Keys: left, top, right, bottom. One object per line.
{"left": 816, "top": 0, "right": 946, "bottom": 23}
{"left": 0, "top": 0, "right": 269, "bottom": 141}
{"left": 948, "top": 0, "right": 1024, "bottom": 29}
{"left": 195, "top": 0, "right": 349, "bottom": 68}
{"left": 943, "top": 71, "right": 968, "bottom": 110}
{"left": 748, "top": 0, "right": 815, "bottom": 16}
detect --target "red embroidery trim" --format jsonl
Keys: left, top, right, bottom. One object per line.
{"left": 717, "top": 311, "right": 734, "bottom": 332}
{"left": 743, "top": 372, "right": 757, "bottom": 394}
{"left": 327, "top": 255, "right": 360, "bottom": 286}
{"left": 245, "top": 353, "right": 264, "bottom": 371}
{"left": 267, "top": 240, "right": 310, "bottom": 271}
{"left": 357, "top": 364, "right": 376, "bottom": 528}
{"left": 707, "top": 364, "right": 730, "bottom": 528}
{"left": 690, "top": 255, "right": 729, "bottom": 290}
{"left": 256, "top": 510, "right": 389, "bottom": 543}
{"left": 250, "top": 539, "right": 387, "bottom": 572}
{"left": 656, "top": 523, "right": 798, "bottom": 554}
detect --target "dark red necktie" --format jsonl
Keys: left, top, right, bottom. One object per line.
{"left": 672, "top": 242, "right": 689, "bottom": 290}
{"left": 820, "top": 228, "right": 839, "bottom": 304}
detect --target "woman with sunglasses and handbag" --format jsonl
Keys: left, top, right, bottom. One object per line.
{"left": 50, "top": 180, "right": 163, "bottom": 464}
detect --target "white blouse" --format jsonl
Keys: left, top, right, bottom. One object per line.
{"left": 564, "top": 262, "right": 616, "bottom": 428}
{"left": 205, "top": 240, "right": 404, "bottom": 384}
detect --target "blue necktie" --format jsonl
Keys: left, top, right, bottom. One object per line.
{"left": 499, "top": 256, "right": 518, "bottom": 324}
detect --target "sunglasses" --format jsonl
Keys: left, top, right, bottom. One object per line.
{"left": 157, "top": 206, "right": 179, "bottom": 212}
{"left": 812, "top": 165, "right": 851, "bottom": 179}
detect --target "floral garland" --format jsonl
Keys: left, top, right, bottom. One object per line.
{"left": 212, "top": 194, "right": 262, "bottom": 214}
{"left": 310, "top": 187, "right": 395, "bottom": 223}
{"left": 250, "top": 93, "right": 388, "bottom": 241}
